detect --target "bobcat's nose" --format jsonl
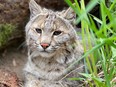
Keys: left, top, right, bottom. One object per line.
{"left": 40, "top": 43, "right": 50, "bottom": 49}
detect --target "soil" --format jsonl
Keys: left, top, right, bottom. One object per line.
{"left": 0, "top": 46, "right": 27, "bottom": 81}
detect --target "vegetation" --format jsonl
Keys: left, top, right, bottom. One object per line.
{"left": 0, "top": 24, "right": 16, "bottom": 48}
{"left": 65, "top": 0, "right": 116, "bottom": 87}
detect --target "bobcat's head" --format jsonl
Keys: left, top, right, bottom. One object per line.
{"left": 26, "top": 0, "right": 77, "bottom": 58}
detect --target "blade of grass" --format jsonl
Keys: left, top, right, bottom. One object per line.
{"left": 75, "top": 0, "right": 99, "bottom": 24}
{"left": 100, "top": 48, "right": 111, "bottom": 87}
{"left": 68, "top": 41, "right": 105, "bottom": 70}
{"left": 65, "top": 0, "right": 80, "bottom": 16}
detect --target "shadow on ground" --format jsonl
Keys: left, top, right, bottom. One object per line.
{"left": 0, "top": 47, "right": 27, "bottom": 81}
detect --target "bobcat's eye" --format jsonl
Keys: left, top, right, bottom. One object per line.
{"left": 53, "top": 30, "right": 62, "bottom": 36}
{"left": 35, "top": 28, "right": 42, "bottom": 33}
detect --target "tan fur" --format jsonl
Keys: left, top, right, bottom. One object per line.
{"left": 24, "top": 0, "right": 84, "bottom": 87}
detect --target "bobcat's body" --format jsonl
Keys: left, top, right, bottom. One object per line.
{"left": 24, "top": 0, "right": 84, "bottom": 87}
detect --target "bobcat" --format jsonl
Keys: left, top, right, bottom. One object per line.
{"left": 24, "top": 0, "right": 84, "bottom": 87}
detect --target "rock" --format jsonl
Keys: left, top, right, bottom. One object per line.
{"left": 0, "top": 68, "right": 21, "bottom": 87}
{"left": 0, "top": 0, "right": 68, "bottom": 24}
{"left": 0, "top": 0, "right": 68, "bottom": 50}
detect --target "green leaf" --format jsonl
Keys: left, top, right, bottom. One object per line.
{"left": 68, "top": 77, "right": 85, "bottom": 81}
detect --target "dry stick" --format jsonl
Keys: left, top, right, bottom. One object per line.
{"left": 58, "top": 65, "right": 85, "bottom": 87}
{"left": 59, "top": 82, "right": 66, "bottom": 87}
{"left": 98, "top": 71, "right": 104, "bottom": 78}
{"left": 111, "top": 77, "right": 116, "bottom": 83}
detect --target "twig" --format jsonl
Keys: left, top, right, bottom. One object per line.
{"left": 59, "top": 65, "right": 85, "bottom": 81}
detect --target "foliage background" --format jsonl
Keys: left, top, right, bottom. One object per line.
{"left": 65, "top": 0, "right": 116, "bottom": 87}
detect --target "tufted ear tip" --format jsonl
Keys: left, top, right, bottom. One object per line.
{"left": 65, "top": 8, "right": 75, "bottom": 18}
{"left": 62, "top": 6, "right": 76, "bottom": 23}
{"left": 29, "top": 0, "right": 42, "bottom": 18}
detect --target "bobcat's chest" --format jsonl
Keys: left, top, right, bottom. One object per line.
{"left": 27, "top": 57, "right": 69, "bottom": 80}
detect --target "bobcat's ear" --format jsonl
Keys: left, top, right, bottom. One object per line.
{"left": 29, "top": 0, "right": 42, "bottom": 18}
{"left": 62, "top": 7, "right": 76, "bottom": 23}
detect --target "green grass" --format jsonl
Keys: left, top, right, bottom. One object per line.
{"left": 0, "top": 24, "right": 16, "bottom": 47}
{"left": 65, "top": 0, "right": 116, "bottom": 87}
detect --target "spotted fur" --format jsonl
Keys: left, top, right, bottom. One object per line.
{"left": 24, "top": 0, "right": 84, "bottom": 87}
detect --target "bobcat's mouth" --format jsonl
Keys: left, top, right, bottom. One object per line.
{"left": 41, "top": 49, "right": 55, "bottom": 53}
{"left": 39, "top": 50, "right": 56, "bottom": 58}
{"left": 37, "top": 45, "right": 56, "bottom": 54}
{"left": 41, "top": 50, "right": 50, "bottom": 53}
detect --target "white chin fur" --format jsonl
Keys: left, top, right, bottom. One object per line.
{"left": 39, "top": 52, "right": 55, "bottom": 58}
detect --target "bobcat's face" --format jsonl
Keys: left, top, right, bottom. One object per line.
{"left": 26, "top": 0, "right": 76, "bottom": 57}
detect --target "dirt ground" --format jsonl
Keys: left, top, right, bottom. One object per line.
{"left": 0, "top": 46, "right": 27, "bottom": 81}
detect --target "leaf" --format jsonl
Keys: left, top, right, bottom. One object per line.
{"left": 68, "top": 77, "right": 85, "bottom": 81}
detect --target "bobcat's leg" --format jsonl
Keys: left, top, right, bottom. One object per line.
{"left": 24, "top": 72, "right": 42, "bottom": 87}
{"left": 24, "top": 72, "right": 68, "bottom": 87}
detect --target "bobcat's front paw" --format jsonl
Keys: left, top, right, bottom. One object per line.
{"left": 24, "top": 80, "right": 42, "bottom": 87}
